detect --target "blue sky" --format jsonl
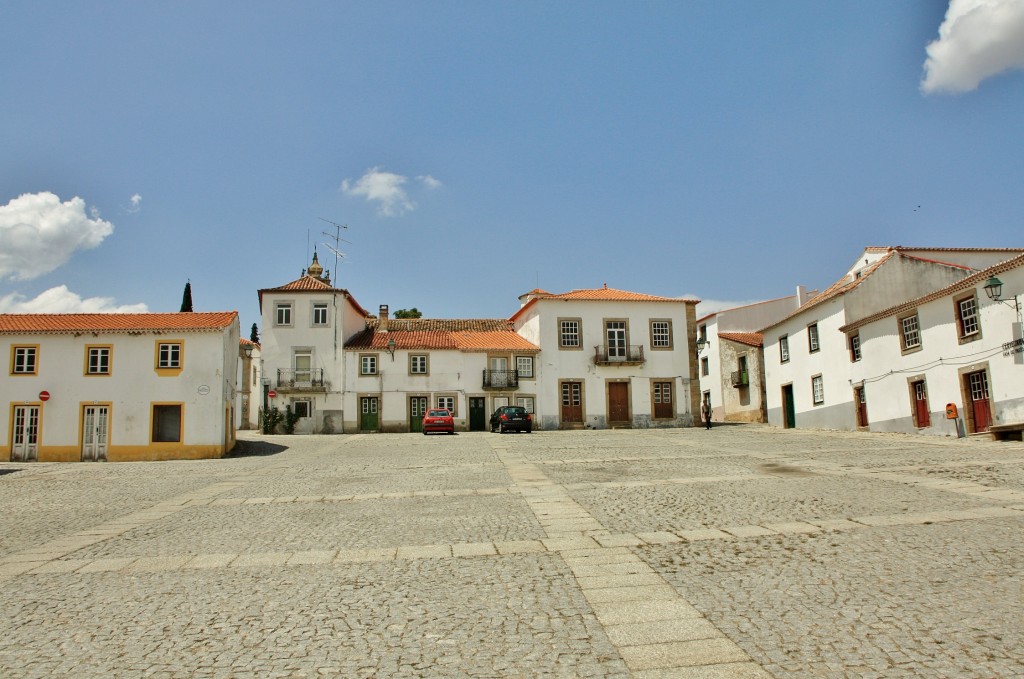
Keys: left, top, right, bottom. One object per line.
{"left": 2, "top": 1, "right": 1023, "bottom": 333}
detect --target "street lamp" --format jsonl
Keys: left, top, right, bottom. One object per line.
{"left": 385, "top": 336, "right": 397, "bottom": 361}
{"left": 695, "top": 337, "right": 709, "bottom": 354}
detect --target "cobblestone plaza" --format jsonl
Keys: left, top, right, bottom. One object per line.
{"left": 2, "top": 426, "right": 1023, "bottom": 678}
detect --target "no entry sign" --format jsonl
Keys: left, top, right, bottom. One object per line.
{"left": 39, "top": 390, "right": 50, "bottom": 401}
{"left": 268, "top": 390, "right": 277, "bottom": 398}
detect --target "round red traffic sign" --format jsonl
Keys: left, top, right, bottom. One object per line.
{"left": 39, "top": 390, "right": 50, "bottom": 402}
{"left": 268, "top": 390, "right": 277, "bottom": 398}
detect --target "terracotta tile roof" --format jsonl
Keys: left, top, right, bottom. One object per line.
{"left": 257, "top": 274, "right": 370, "bottom": 317}
{"left": 345, "top": 318, "right": 539, "bottom": 352}
{"left": 240, "top": 338, "right": 260, "bottom": 348}
{"left": 0, "top": 312, "right": 238, "bottom": 334}
{"left": 718, "top": 331, "right": 763, "bottom": 347}
{"left": 510, "top": 285, "right": 698, "bottom": 322}
{"left": 840, "top": 251, "right": 1024, "bottom": 333}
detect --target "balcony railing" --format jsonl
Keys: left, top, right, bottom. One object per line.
{"left": 483, "top": 369, "right": 519, "bottom": 389}
{"left": 593, "top": 345, "right": 645, "bottom": 366}
{"left": 730, "top": 370, "right": 749, "bottom": 387}
{"left": 276, "top": 368, "right": 328, "bottom": 391}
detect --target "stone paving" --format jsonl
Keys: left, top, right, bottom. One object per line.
{"left": 1, "top": 425, "right": 1023, "bottom": 678}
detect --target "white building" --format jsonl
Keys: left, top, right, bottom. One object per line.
{"left": 697, "top": 291, "right": 812, "bottom": 423}
{"left": 762, "top": 247, "right": 1023, "bottom": 431}
{"left": 841, "top": 252, "right": 1024, "bottom": 437}
{"left": 510, "top": 285, "right": 700, "bottom": 429}
{"left": 1, "top": 312, "right": 240, "bottom": 462}
{"left": 257, "top": 253, "right": 370, "bottom": 434}
{"left": 342, "top": 307, "right": 540, "bottom": 432}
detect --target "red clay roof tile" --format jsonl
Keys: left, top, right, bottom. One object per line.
{"left": 0, "top": 312, "right": 238, "bottom": 334}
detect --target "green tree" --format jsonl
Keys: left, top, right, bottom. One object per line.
{"left": 180, "top": 280, "right": 193, "bottom": 312}
{"left": 250, "top": 323, "right": 260, "bottom": 343}
{"left": 394, "top": 308, "right": 422, "bottom": 318}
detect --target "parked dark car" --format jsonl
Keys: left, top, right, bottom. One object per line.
{"left": 422, "top": 408, "right": 454, "bottom": 435}
{"left": 490, "top": 406, "right": 532, "bottom": 433}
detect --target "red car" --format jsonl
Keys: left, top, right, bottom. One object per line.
{"left": 422, "top": 408, "right": 455, "bottom": 435}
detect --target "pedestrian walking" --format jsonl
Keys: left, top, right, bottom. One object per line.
{"left": 701, "top": 398, "right": 712, "bottom": 429}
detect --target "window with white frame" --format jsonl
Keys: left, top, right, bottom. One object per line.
{"left": 559, "top": 319, "right": 581, "bottom": 348}
{"left": 849, "top": 334, "right": 861, "bottom": 362}
{"left": 811, "top": 375, "right": 824, "bottom": 405}
{"left": 807, "top": 323, "right": 820, "bottom": 353}
{"left": 157, "top": 342, "right": 182, "bottom": 369}
{"left": 650, "top": 320, "right": 672, "bottom": 348}
{"left": 410, "top": 354, "right": 428, "bottom": 375}
{"left": 779, "top": 335, "right": 789, "bottom": 363}
{"left": 275, "top": 303, "right": 292, "bottom": 326}
{"left": 516, "top": 355, "right": 534, "bottom": 378}
{"left": 900, "top": 314, "right": 921, "bottom": 350}
{"left": 12, "top": 346, "right": 37, "bottom": 374}
{"left": 515, "top": 396, "right": 535, "bottom": 413}
{"left": 956, "top": 296, "right": 979, "bottom": 338}
{"left": 312, "top": 303, "right": 329, "bottom": 326}
{"left": 360, "top": 354, "right": 377, "bottom": 375}
{"left": 436, "top": 395, "right": 455, "bottom": 414}
{"left": 87, "top": 346, "right": 111, "bottom": 374}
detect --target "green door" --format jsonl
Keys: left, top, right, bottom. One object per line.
{"left": 360, "top": 397, "right": 379, "bottom": 432}
{"left": 782, "top": 385, "right": 795, "bottom": 429}
{"left": 469, "top": 397, "right": 487, "bottom": 431}
{"left": 409, "top": 396, "right": 427, "bottom": 433}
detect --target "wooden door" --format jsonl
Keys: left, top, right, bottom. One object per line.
{"left": 360, "top": 397, "right": 379, "bottom": 432}
{"left": 11, "top": 405, "right": 40, "bottom": 462}
{"left": 966, "top": 371, "right": 991, "bottom": 432}
{"left": 653, "top": 382, "right": 673, "bottom": 419}
{"left": 782, "top": 385, "right": 795, "bottom": 429}
{"left": 82, "top": 405, "right": 109, "bottom": 462}
{"left": 560, "top": 382, "right": 583, "bottom": 425}
{"left": 469, "top": 397, "right": 487, "bottom": 431}
{"left": 409, "top": 396, "right": 427, "bottom": 433}
{"left": 853, "top": 387, "right": 868, "bottom": 427}
{"left": 913, "top": 381, "right": 930, "bottom": 428}
{"left": 608, "top": 382, "right": 630, "bottom": 423}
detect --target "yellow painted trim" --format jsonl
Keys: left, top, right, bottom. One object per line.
{"left": 154, "top": 339, "right": 185, "bottom": 376}
{"left": 83, "top": 344, "right": 114, "bottom": 377}
{"left": 9, "top": 343, "right": 40, "bottom": 376}
{"left": 32, "top": 444, "right": 225, "bottom": 462}
{"left": 150, "top": 401, "right": 185, "bottom": 443}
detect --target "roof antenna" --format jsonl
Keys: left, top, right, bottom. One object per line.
{"left": 319, "top": 218, "right": 352, "bottom": 285}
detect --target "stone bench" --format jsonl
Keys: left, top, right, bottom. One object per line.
{"left": 989, "top": 422, "right": 1024, "bottom": 442}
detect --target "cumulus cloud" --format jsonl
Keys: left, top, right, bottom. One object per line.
{"left": 341, "top": 168, "right": 441, "bottom": 216}
{"left": 922, "top": 0, "right": 1024, "bottom": 94}
{"left": 126, "top": 193, "right": 142, "bottom": 213}
{"left": 0, "top": 192, "right": 114, "bottom": 281}
{"left": 0, "top": 285, "right": 148, "bottom": 314}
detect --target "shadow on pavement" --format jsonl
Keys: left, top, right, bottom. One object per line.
{"left": 226, "top": 439, "right": 290, "bottom": 458}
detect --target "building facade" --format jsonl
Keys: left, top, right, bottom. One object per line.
{"left": 1, "top": 312, "right": 240, "bottom": 462}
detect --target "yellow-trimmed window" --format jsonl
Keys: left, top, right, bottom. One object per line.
{"left": 85, "top": 345, "right": 112, "bottom": 375}
{"left": 155, "top": 341, "right": 184, "bottom": 375}
{"left": 10, "top": 345, "right": 39, "bottom": 375}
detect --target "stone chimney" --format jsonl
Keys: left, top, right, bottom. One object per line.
{"left": 379, "top": 304, "right": 389, "bottom": 332}
{"left": 795, "top": 285, "right": 810, "bottom": 307}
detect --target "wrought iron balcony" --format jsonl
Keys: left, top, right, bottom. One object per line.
{"left": 276, "top": 368, "right": 328, "bottom": 392}
{"left": 593, "top": 345, "right": 645, "bottom": 366}
{"left": 482, "top": 369, "right": 519, "bottom": 389}
{"left": 730, "top": 370, "right": 749, "bottom": 387}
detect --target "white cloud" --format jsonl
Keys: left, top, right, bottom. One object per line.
{"left": 127, "top": 193, "right": 142, "bottom": 213}
{"left": 922, "top": 0, "right": 1024, "bottom": 94}
{"left": 0, "top": 285, "right": 148, "bottom": 313}
{"left": 0, "top": 192, "right": 114, "bottom": 281}
{"left": 341, "top": 167, "right": 440, "bottom": 216}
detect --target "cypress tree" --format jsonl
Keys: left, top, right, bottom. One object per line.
{"left": 180, "top": 281, "right": 193, "bottom": 312}
{"left": 250, "top": 323, "right": 260, "bottom": 344}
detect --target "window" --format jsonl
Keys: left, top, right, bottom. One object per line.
{"left": 360, "top": 354, "right": 377, "bottom": 375}
{"left": 699, "top": 324, "right": 707, "bottom": 343}
{"left": 700, "top": 356, "right": 709, "bottom": 376}
{"left": 849, "top": 334, "right": 861, "bottom": 362}
{"left": 559, "top": 319, "right": 581, "bottom": 348}
{"left": 900, "top": 314, "right": 921, "bottom": 350}
{"left": 515, "top": 396, "right": 535, "bottom": 413}
{"left": 11, "top": 346, "right": 38, "bottom": 374}
{"left": 86, "top": 346, "right": 111, "bottom": 375}
{"left": 275, "top": 303, "right": 292, "bottom": 326}
{"left": 516, "top": 355, "right": 534, "bottom": 378}
{"left": 294, "top": 350, "right": 312, "bottom": 383}
{"left": 807, "top": 323, "right": 820, "bottom": 353}
{"left": 292, "top": 399, "right": 311, "bottom": 418}
{"left": 436, "top": 395, "right": 455, "bottom": 415}
{"left": 956, "top": 296, "right": 979, "bottom": 339}
{"left": 410, "top": 354, "right": 428, "bottom": 375}
{"left": 779, "top": 335, "right": 790, "bottom": 363}
{"left": 157, "top": 342, "right": 182, "bottom": 369}
{"left": 650, "top": 320, "right": 672, "bottom": 349}
{"left": 152, "top": 404, "right": 182, "bottom": 442}
{"left": 312, "top": 303, "right": 329, "bottom": 326}
{"left": 811, "top": 375, "right": 824, "bottom": 405}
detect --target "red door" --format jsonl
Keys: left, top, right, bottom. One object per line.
{"left": 560, "top": 382, "right": 583, "bottom": 425}
{"left": 608, "top": 382, "right": 629, "bottom": 423}
{"left": 913, "top": 381, "right": 930, "bottom": 428}
{"left": 854, "top": 387, "right": 868, "bottom": 427}
{"left": 653, "top": 382, "right": 673, "bottom": 419}
{"left": 966, "top": 371, "right": 991, "bottom": 432}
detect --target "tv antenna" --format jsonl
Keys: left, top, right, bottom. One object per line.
{"left": 318, "top": 218, "right": 352, "bottom": 282}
